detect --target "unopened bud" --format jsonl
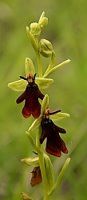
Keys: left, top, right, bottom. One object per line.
{"left": 39, "top": 11, "right": 48, "bottom": 28}
{"left": 39, "top": 17, "right": 48, "bottom": 29}
{"left": 30, "top": 22, "right": 41, "bottom": 36}
{"left": 39, "top": 39, "right": 53, "bottom": 57}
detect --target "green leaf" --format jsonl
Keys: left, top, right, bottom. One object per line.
{"left": 56, "top": 157, "right": 71, "bottom": 187}
{"left": 36, "top": 77, "right": 54, "bottom": 89}
{"left": 41, "top": 94, "right": 49, "bottom": 114}
{"left": 50, "top": 112, "right": 70, "bottom": 122}
{"left": 21, "top": 156, "right": 39, "bottom": 167}
{"left": 25, "top": 57, "right": 35, "bottom": 76}
{"left": 8, "top": 79, "right": 27, "bottom": 92}
{"left": 44, "top": 153, "right": 54, "bottom": 191}
{"left": 28, "top": 117, "right": 41, "bottom": 132}
{"left": 49, "top": 157, "right": 71, "bottom": 196}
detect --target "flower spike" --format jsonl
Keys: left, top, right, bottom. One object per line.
{"left": 8, "top": 12, "right": 71, "bottom": 200}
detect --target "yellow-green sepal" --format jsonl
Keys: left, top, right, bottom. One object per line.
{"left": 21, "top": 156, "right": 39, "bottom": 167}
{"left": 28, "top": 117, "right": 41, "bottom": 132}
{"left": 50, "top": 112, "right": 70, "bottom": 122}
{"left": 41, "top": 94, "right": 49, "bottom": 114}
{"left": 36, "top": 77, "right": 54, "bottom": 89}
{"left": 25, "top": 57, "right": 35, "bottom": 76}
{"left": 8, "top": 79, "right": 27, "bottom": 92}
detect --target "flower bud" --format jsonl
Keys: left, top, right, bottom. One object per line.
{"left": 30, "top": 22, "right": 41, "bottom": 36}
{"left": 39, "top": 17, "right": 48, "bottom": 29}
{"left": 39, "top": 39, "right": 53, "bottom": 57}
{"left": 39, "top": 11, "right": 48, "bottom": 28}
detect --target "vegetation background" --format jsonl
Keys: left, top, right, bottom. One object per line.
{"left": 0, "top": 0, "right": 87, "bottom": 199}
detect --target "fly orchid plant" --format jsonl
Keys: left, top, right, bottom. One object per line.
{"left": 8, "top": 12, "right": 71, "bottom": 200}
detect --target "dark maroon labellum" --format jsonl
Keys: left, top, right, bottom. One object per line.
{"left": 40, "top": 117, "right": 68, "bottom": 157}
{"left": 30, "top": 166, "right": 42, "bottom": 187}
{"left": 16, "top": 74, "right": 44, "bottom": 118}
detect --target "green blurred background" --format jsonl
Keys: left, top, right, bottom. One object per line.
{"left": 0, "top": 0, "right": 87, "bottom": 199}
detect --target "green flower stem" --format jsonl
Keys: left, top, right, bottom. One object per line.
{"left": 39, "top": 151, "right": 49, "bottom": 200}
{"left": 44, "top": 51, "right": 55, "bottom": 76}
{"left": 36, "top": 130, "right": 49, "bottom": 200}
{"left": 36, "top": 51, "right": 43, "bottom": 77}
{"left": 43, "top": 59, "right": 71, "bottom": 78}
{"left": 26, "top": 26, "right": 38, "bottom": 52}
{"left": 49, "top": 157, "right": 71, "bottom": 196}
{"left": 27, "top": 131, "right": 49, "bottom": 200}
{"left": 26, "top": 26, "right": 43, "bottom": 77}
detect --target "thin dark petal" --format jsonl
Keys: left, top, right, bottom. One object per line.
{"left": 16, "top": 91, "right": 26, "bottom": 104}
{"left": 22, "top": 106, "right": 31, "bottom": 118}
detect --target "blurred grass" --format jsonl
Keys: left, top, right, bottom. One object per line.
{"left": 0, "top": 0, "right": 87, "bottom": 200}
